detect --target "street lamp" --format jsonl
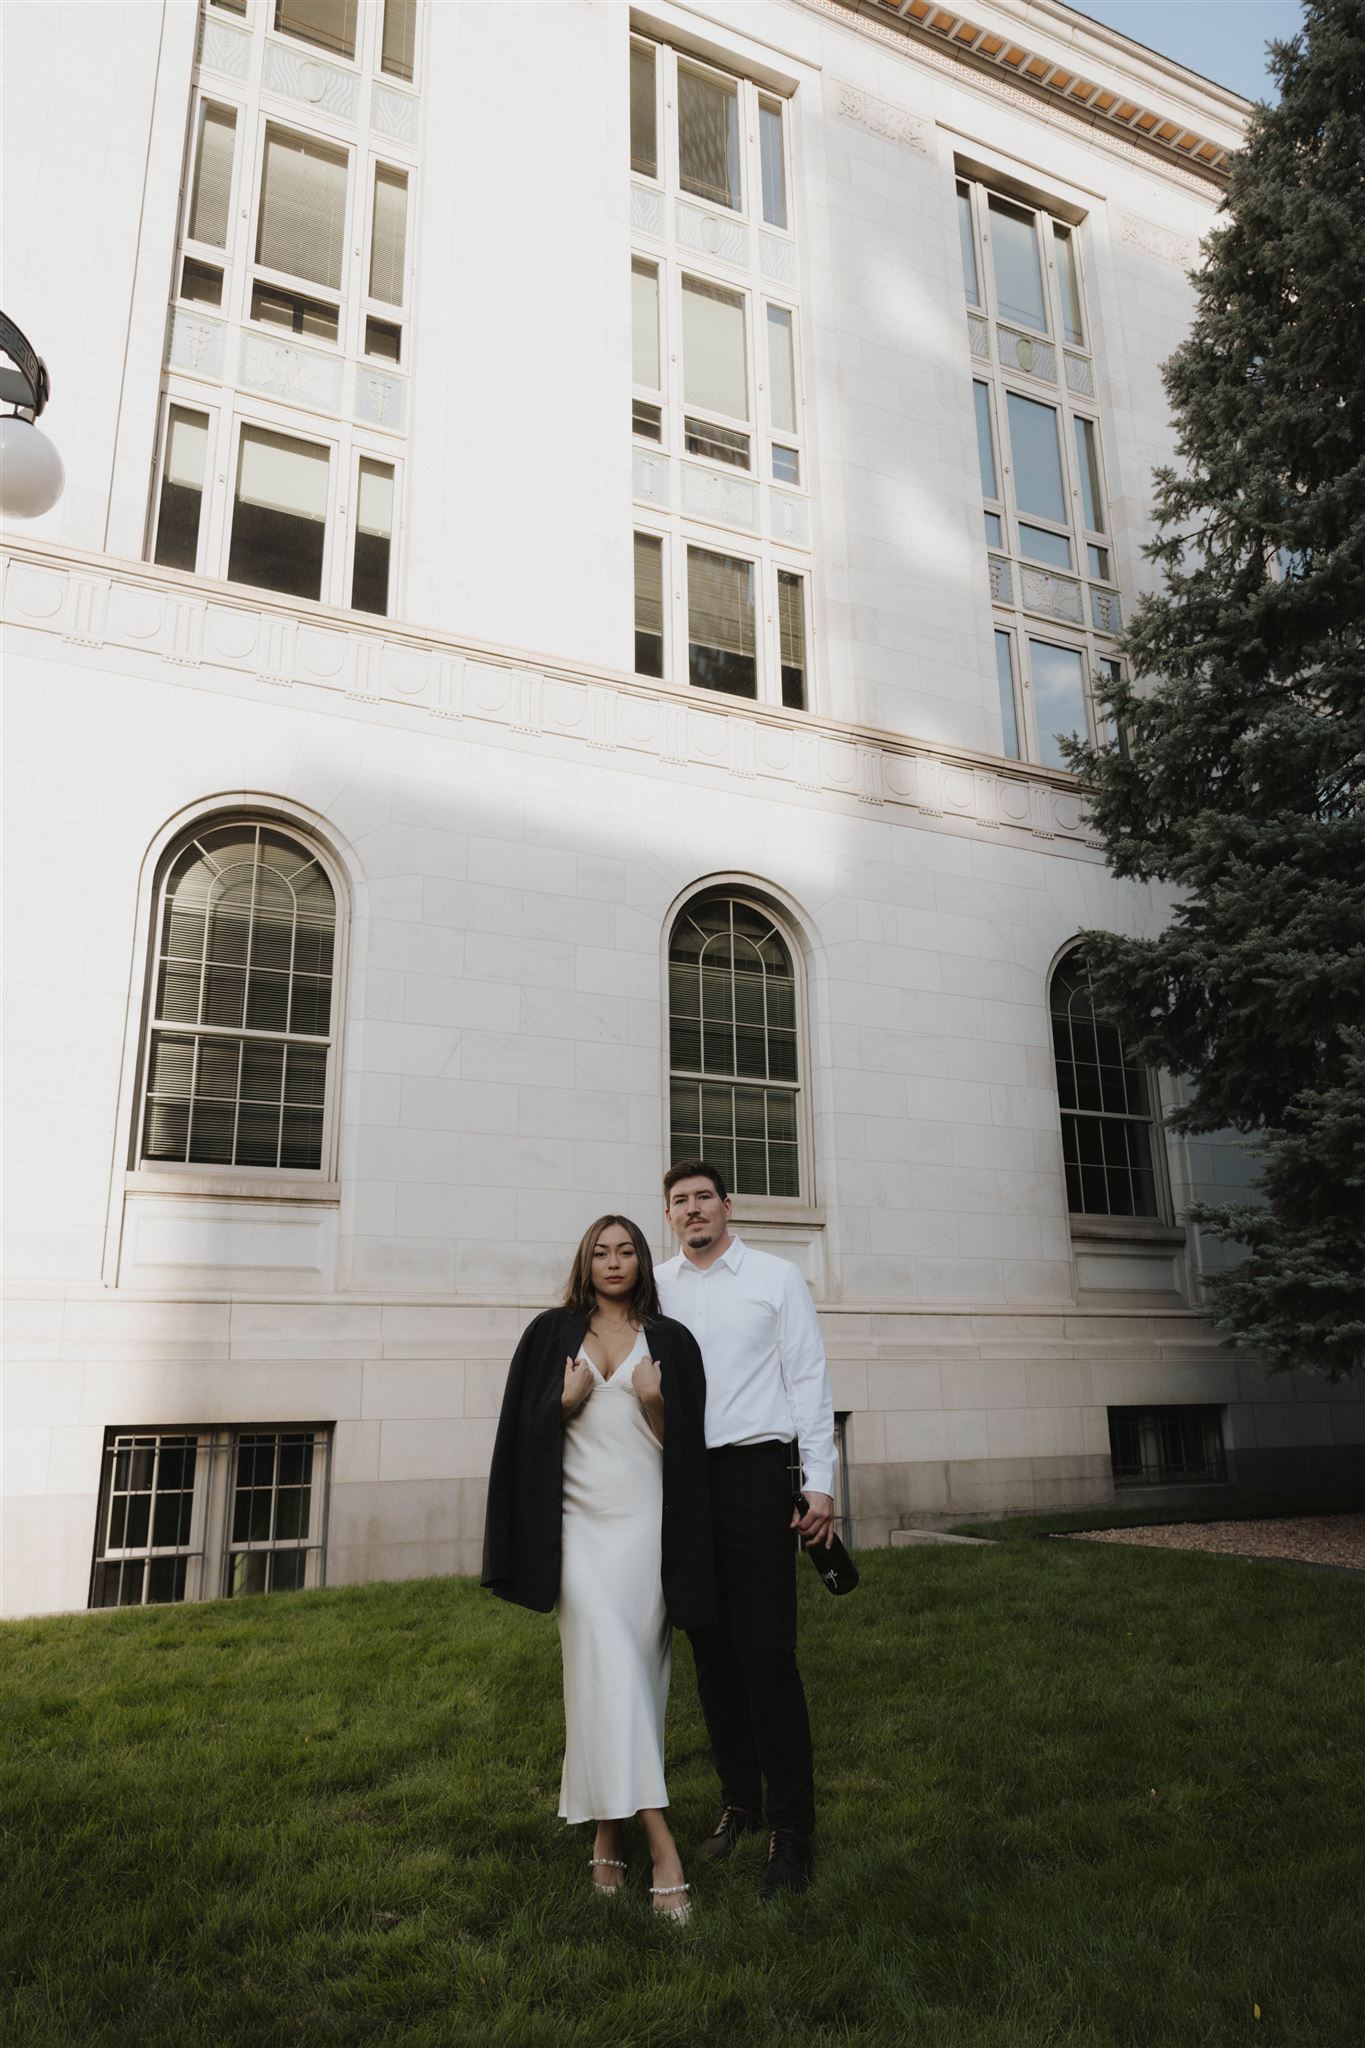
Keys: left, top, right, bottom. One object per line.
{"left": 1, "top": 311, "right": 64, "bottom": 518}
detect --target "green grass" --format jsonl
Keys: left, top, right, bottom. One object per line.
{"left": 3, "top": 1547, "right": 1362, "bottom": 2048}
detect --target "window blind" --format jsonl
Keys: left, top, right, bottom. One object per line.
{"left": 632, "top": 260, "right": 659, "bottom": 390}
{"left": 236, "top": 428, "right": 329, "bottom": 519}
{"left": 368, "top": 166, "right": 407, "bottom": 305}
{"left": 688, "top": 549, "right": 754, "bottom": 656}
{"left": 634, "top": 533, "right": 663, "bottom": 636}
{"left": 381, "top": 0, "right": 416, "bottom": 81}
{"left": 682, "top": 277, "right": 747, "bottom": 420}
{"left": 275, "top": 0, "right": 356, "bottom": 60}
{"left": 188, "top": 104, "right": 236, "bottom": 248}
{"left": 256, "top": 127, "right": 348, "bottom": 291}
{"left": 678, "top": 65, "right": 740, "bottom": 211}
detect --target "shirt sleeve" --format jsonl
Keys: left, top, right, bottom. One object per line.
{"left": 775, "top": 1262, "right": 836, "bottom": 1499}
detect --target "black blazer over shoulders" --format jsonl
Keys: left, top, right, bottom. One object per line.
{"left": 481, "top": 1305, "right": 716, "bottom": 1630}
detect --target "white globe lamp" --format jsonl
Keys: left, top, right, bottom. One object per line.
{"left": 1, "top": 311, "right": 63, "bottom": 520}
{"left": 0, "top": 413, "right": 65, "bottom": 518}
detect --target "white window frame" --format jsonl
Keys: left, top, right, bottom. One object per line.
{"left": 345, "top": 447, "right": 402, "bottom": 617}
{"left": 663, "top": 882, "right": 819, "bottom": 1218}
{"left": 129, "top": 810, "right": 349, "bottom": 1190}
{"left": 89, "top": 1424, "right": 333, "bottom": 1609}
{"left": 148, "top": 395, "right": 223, "bottom": 577}
{"left": 959, "top": 171, "right": 1124, "bottom": 769}
{"left": 675, "top": 538, "right": 813, "bottom": 711}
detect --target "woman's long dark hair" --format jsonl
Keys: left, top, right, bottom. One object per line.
{"left": 561, "top": 1214, "right": 660, "bottom": 1323}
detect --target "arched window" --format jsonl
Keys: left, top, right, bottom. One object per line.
{"left": 1049, "top": 948, "right": 1161, "bottom": 1219}
{"left": 138, "top": 820, "right": 338, "bottom": 1172}
{"left": 668, "top": 894, "right": 801, "bottom": 1198}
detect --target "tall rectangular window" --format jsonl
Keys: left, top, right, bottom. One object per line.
{"left": 229, "top": 427, "right": 330, "bottom": 601}
{"left": 380, "top": 0, "right": 416, "bottom": 82}
{"left": 275, "top": 0, "right": 357, "bottom": 60}
{"left": 1054, "top": 226, "right": 1085, "bottom": 346}
{"left": 1007, "top": 394, "right": 1067, "bottom": 524}
{"left": 678, "top": 65, "right": 741, "bottom": 212}
{"left": 91, "top": 1433, "right": 200, "bottom": 1608}
{"left": 1028, "top": 638, "right": 1089, "bottom": 771}
{"left": 1074, "top": 416, "right": 1105, "bottom": 534}
{"left": 682, "top": 276, "right": 748, "bottom": 418}
{"left": 630, "top": 40, "right": 657, "bottom": 177}
{"left": 633, "top": 258, "right": 660, "bottom": 390}
{"left": 759, "top": 96, "right": 787, "bottom": 229}
{"left": 153, "top": 407, "right": 210, "bottom": 573}
{"left": 988, "top": 194, "right": 1047, "bottom": 331}
{"left": 368, "top": 164, "right": 407, "bottom": 304}
{"left": 256, "top": 126, "right": 348, "bottom": 292}
{"left": 688, "top": 547, "right": 755, "bottom": 698}
{"left": 766, "top": 305, "right": 796, "bottom": 434}
{"left": 228, "top": 1432, "right": 321, "bottom": 1595}
{"left": 351, "top": 459, "right": 393, "bottom": 615}
{"left": 188, "top": 103, "right": 236, "bottom": 250}
{"left": 634, "top": 532, "right": 664, "bottom": 677}
{"left": 777, "top": 571, "right": 806, "bottom": 710}
{"left": 993, "top": 630, "right": 1020, "bottom": 759}
{"left": 972, "top": 380, "right": 997, "bottom": 499}
{"left": 957, "top": 180, "right": 979, "bottom": 307}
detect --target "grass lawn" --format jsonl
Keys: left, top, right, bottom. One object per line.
{"left": 4, "top": 1543, "right": 1362, "bottom": 2048}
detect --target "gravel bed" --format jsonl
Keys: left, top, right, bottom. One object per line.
{"left": 1062, "top": 1512, "right": 1365, "bottom": 1571}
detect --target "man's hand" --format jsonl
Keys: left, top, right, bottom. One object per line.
{"left": 561, "top": 1354, "right": 593, "bottom": 1416}
{"left": 791, "top": 1491, "right": 836, "bottom": 1549}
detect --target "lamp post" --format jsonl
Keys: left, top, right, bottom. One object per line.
{"left": 1, "top": 311, "right": 64, "bottom": 518}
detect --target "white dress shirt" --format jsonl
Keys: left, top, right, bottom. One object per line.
{"left": 655, "top": 1235, "right": 836, "bottom": 1498}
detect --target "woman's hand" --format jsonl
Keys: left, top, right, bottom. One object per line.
{"left": 561, "top": 1354, "right": 593, "bottom": 1416}
{"left": 632, "top": 1355, "right": 665, "bottom": 1444}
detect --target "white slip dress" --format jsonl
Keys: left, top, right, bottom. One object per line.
{"left": 556, "top": 1327, "right": 672, "bottom": 1822}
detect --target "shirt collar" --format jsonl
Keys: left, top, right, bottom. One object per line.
{"left": 675, "top": 1232, "right": 745, "bottom": 1276}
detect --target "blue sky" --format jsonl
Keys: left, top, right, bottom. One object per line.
{"left": 1069, "top": 2, "right": 1306, "bottom": 101}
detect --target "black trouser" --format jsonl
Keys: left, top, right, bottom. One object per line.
{"left": 686, "top": 1440, "right": 815, "bottom": 1837}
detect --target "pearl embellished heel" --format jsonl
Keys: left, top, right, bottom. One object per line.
{"left": 649, "top": 1880, "right": 691, "bottom": 1925}
{"left": 589, "top": 1856, "right": 627, "bottom": 1895}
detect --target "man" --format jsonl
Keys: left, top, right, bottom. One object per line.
{"left": 655, "top": 1157, "right": 836, "bottom": 1899}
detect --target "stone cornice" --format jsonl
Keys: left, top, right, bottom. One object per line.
{"left": 804, "top": 0, "right": 1246, "bottom": 188}
{"left": 2, "top": 537, "right": 1108, "bottom": 856}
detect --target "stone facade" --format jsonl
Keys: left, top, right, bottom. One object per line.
{"left": 3, "top": 0, "right": 1360, "bottom": 1619}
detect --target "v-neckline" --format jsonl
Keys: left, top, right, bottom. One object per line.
{"left": 581, "top": 1326, "right": 645, "bottom": 1385}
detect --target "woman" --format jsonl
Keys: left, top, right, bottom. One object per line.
{"left": 482, "top": 1215, "right": 714, "bottom": 1921}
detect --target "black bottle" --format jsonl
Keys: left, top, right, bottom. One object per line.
{"left": 794, "top": 1494, "right": 860, "bottom": 1595}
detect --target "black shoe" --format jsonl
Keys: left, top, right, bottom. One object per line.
{"left": 696, "top": 1804, "right": 760, "bottom": 1864}
{"left": 759, "top": 1828, "right": 812, "bottom": 1899}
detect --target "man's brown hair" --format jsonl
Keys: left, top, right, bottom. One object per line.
{"left": 561, "top": 1214, "right": 660, "bottom": 1322}
{"left": 663, "top": 1158, "right": 730, "bottom": 1204}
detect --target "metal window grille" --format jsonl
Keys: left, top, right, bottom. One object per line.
{"left": 1049, "top": 950, "right": 1160, "bottom": 1218}
{"left": 89, "top": 1426, "right": 331, "bottom": 1607}
{"left": 1108, "top": 1406, "right": 1227, "bottom": 1487}
{"left": 669, "top": 895, "right": 800, "bottom": 1198}
{"left": 140, "top": 821, "right": 336, "bottom": 1171}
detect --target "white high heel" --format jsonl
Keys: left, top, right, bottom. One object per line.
{"left": 649, "top": 1880, "right": 691, "bottom": 1925}
{"left": 589, "top": 1856, "right": 627, "bottom": 1895}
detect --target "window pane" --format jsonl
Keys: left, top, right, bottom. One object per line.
{"left": 365, "top": 316, "right": 401, "bottom": 362}
{"left": 1088, "top": 543, "right": 1110, "bottom": 580}
{"left": 1074, "top": 416, "right": 1105, "bottom": 533}
{"left": 688, "top": 549, "right": 756, "bottom": 699}
{"left": 1007, "top": 394, "right": 1067, "bottom": 524}
{"left": 274, "top": 0, "right": 356, "bottom": 60}
{"left": 678, "top": 66, "right": 741, "bottom": 211}
{"left": 957, "top": 183, "right": 979, "bottom": 307}
{"left": 256, "top": 127, "right": 348, "bottom": 292}
{"left": 778, "top": 571, "right": 806, "bottom": 711}
{"left": 1029, "top": 639, "right": 1089, "bottom": 770}
{"left": 766, "top": 305, "right": 796, "bottom": 434}
{"left": 984, "top": 510, "right": 1002, "bottom": 548}
{"left": 632, "top": 399, "right": 662, "bottom": 441}
{"left": 988, "top": 194, "right": 1047, "bottom": 331}
{"left": 153, "top": 407, "right": 208, "bottom": 574}
{"left": 772, "top": 444, "right": 799, "bottom": 485}
{"left": 250, "top": 282, "right": 340, "bottom": 342}
{"left": 994, "top": 631, "right": 1020, "bottom": 760}
{"left": 1019, "top": 523, "right": 1072, "bottom": 570}
{"left": 632, "top": 259, "right": 659, "bottom": 390}
{"left": 759, "top": 96, "right": 787, "bottom": 229}
{"left": 229, "top": 428, "right": 329, "bottom": 602}
{"left": 351, "top": 459, "right": 393, "bottom": 617}
{"left": 188, "top": 103, "right": 236, "bottom": 248}
{"left": 684, "top": 419, "right": 749, "bottom": 469}
{"left": 181, "top": 257, "right": 223, "bottom": 307}
{"left": 369, "top": 166, "right": 407, "bottom": 305}
{"left": 682, "top": 276, "right": 747, "bottom": 420}
{"left": 630, "top": 41, "right": 657, "bottom": 177}
{"left": 972, "top": 380, "right": 997, "bottom": 499}
{"left": 634, "top": 532, "right": 664, "bottom": 678}
{"left": 381, "top": 0, "right": 416, "bottom": 81}
{"left": 1054, "top": 225, "right": 1084, "bottom": 345}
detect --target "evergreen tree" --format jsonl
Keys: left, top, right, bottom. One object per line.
{"left": 1064, "top": 0, "right": 1365, "bottom": 1378}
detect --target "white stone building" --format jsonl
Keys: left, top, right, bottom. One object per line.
{"left": 3, "top": 0, "right": 1359, "bottom": 1620}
